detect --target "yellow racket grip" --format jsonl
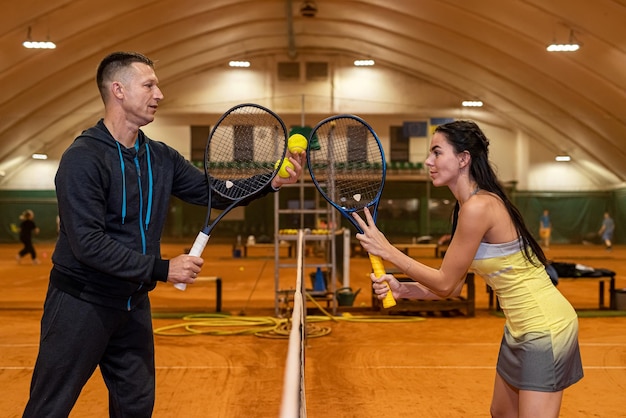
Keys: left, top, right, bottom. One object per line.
{"left": 369, "top": 253, "right": 397, "bottom": 308}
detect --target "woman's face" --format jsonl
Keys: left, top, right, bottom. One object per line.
{"left": 425, "top": 132, "right": 464, "bottom": 187}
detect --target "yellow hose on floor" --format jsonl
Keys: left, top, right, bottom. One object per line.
{"left": 152, "top": 307, "right": 425, "bottom": 338}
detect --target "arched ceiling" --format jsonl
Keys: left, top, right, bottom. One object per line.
{"left": 1, "top": 0, "right": 626, "bottom": 187}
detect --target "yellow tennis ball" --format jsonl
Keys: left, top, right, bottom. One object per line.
{"left": 274, "top": 158, "right": 294, "bottom": 178}
{"left": 288, "top": 133, "right": 308, "bottom": 154}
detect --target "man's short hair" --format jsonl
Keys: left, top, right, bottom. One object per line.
{"left": 96, "top": 52, "right": 154, "bottom": 101}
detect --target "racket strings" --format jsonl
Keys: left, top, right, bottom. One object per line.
{"left": 206, "top": 105, "right": 286, "bottom": 199}
{"left": 309, "top": 117, "right": 384, "bottom": 210}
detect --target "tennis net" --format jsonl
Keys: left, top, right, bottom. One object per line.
{"left": 279, "top": 229, "right": 307, "bottom": 417}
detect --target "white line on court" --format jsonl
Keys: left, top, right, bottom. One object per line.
{"left": 353, "top": 342, "right": 626, "bottom": 347}
{"left": 0, "top": 344, "right": 38, "bottom": 347}
{"left": 0, "top": 366, "right": 248, "bottom": 371}
{"left": 2, "top": 342, "right": 625, "bottom": 349}
{"left": 350, "top": 365, "right": 626, "bottom": 370}
{"left": 2, "top": 365, "right": 624, "bottom": 371}
{"left": 155, "top": 366, "right": 248, "bottom": 369}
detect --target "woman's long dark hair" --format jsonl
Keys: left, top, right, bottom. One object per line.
{"left": 436, "top": 120, "right": 546, "bottom": 266}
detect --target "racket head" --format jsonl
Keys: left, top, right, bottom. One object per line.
{"left": 307, "top": 114, "right": 386, "bottom": 233}
{"left": 205, "top": 103, "right": 287, "bottom": 201}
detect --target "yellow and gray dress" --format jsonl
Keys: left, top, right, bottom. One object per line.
{"left": 471, "top": 238, "right": 583, "bottom": 392}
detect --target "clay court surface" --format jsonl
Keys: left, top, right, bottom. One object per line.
{"left": 1, "top": 242, "right": 625, "bottom": 417}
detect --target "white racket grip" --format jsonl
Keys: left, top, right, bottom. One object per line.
{"left": 174, "top": 232, "right": 210, "bottom": 291}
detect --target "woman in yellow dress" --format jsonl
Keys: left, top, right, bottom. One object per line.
{"left": 354, "top": 120, "right": 582, "bottom": 418}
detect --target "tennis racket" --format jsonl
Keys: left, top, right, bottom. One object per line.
{"left": 175, "top": 103, "right": 288, "bottom": 290}
{"left": 307, "top": 115, "right": 396, "bottom": 308}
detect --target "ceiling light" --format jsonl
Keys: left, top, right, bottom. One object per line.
{"left": 300, "top": 1, "right": 318, "bottom": 17}
{"left": 547, "top": 29, "right": 580, "bottom": 52}
{"left": 547, "top": 43, "right": 579, "bottom": 52}
{"left": 23, "top": 40, "right": 56, "bottom": 49}
{"left": 354, "top": 59, "right": 375, "bottom": 66}
{"left": 462, "top": 100, "right": 483, "bottom": 107}
{"left": 555, "top": 155, "right": 571, "bottom": 162}
{"left": 229, "top": 60, "right": 250, "bottom": 67}
{"left": 22, "top": 26, "right": 56, "bottom": 49}
{"left": 32, "top": 153, "right": 48, "bottom": 160}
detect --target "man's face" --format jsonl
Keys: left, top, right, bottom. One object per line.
{"left": 118, "top": 62, "right": 164, "bottom": 127}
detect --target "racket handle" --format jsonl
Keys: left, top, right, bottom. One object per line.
{"left": 174, "top": 232, "right": 210, "bottom": 291}
{"left": 369, "top": 254, "right": 397, "bottom": 308}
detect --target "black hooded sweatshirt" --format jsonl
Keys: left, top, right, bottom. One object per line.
{"left": 51, "top": 119, "right": 272, "bottom": 311}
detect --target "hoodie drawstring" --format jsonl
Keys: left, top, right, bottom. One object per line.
{"left": 116, "top": 139, "right": 154, "bottom": 311}
{"left": 133, "top": 141, "right": 154, "bottom": 256}
{"left": 115, "top": 142, "right": 127, "bottom": 224}
{"left": 145, "top": 143, "right": 153, "bottom": 230}
{"left": 116, "top": 140, "right": 154, "bottom": 255}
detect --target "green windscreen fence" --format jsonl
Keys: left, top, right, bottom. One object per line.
{"left": 513, "top": 191, "right": 616, "bottom": 245}
{"left": 0, "top": 190, "right": 59, "bottom": 243}
{"left": 0, "top": 189, "right": 623, "bottom": 245}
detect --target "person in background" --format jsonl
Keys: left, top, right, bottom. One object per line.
{"left": 598, "top": 211, "right": 615, "bottom": 251}
{"left": 539, "top": 209, "right": 552, "bottom": 249}
{"left": 354, "top": 120, "right": 582, "bottom": 418}
{"left": 16, "top": 209, "right": 40, "bottom": 265}
{"left": 22, "top": 51, "right": 304, "bottom": 418}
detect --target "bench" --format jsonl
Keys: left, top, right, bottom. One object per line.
{"left": 372, "top": 272, "right": 475, "bottom": 317}
{"left": 351, "top": 242, "right": 446, "bottom": 258}
{"left": 195, "top": 276, "right": 222, "bottom": 312}
{"left": 487, "top": 272, "right": 616, "bottom": 310}
{"left": 394, "top": 243, "right": 445, "bottom": 258}
{"left": 242, "top": 242, "right": 292, "bottom": 258}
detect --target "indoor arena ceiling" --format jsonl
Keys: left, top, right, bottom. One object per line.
{"left": 1, "top": 0, "right": 626, "bottom": 187}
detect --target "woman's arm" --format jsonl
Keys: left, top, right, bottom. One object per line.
{"left": 372, "top": 273, "right": 466, "bottom": 301}
{"left": 354, "top": 197, "right": 494, "bottom": 297}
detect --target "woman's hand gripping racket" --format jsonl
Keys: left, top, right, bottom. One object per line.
{"left": 307, "top": 115, "right": 396, "bottom": 308}
{"left": 175, "top": 103, "right": 287, "bottom": 290}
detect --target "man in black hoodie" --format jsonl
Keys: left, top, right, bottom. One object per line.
{"left": 23, "top": 51, "right": 304, "bottom": 417}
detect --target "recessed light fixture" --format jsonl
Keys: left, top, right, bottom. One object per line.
{"left": 23, "top": 40, "right": 56, "bottom": 49}
{"left": 22, "top": 26, "right": 56, "bottom": 49}
{"left": 547, "top": 29, "right": 580, "bottom": 52}
{"left": 547, "top": 43, "right": 579, "bottom": 52}
{"left": 354, "top": 59, "right": 375, "bottom": 66}
{"left": 229, "top": 60, "right": 250, "bottom": 67}
{"left": 32, "top": 153, "right": 48, "bottom": 160}
{"left": 462, "top": 100, "right": 483, "bottom": 107}
{"left": 555, "top": 155, "right": 571, "bottom": 162}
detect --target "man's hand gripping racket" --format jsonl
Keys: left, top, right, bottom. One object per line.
{"left": 307, "top": 115, "right": 396, "bottom": 308}
{"left": 175, "top": 103, "right": 288, "bottom": 290}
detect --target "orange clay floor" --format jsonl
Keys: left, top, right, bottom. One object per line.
{"left": 1, "top": 242, "right": 625, "bottom": 417}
